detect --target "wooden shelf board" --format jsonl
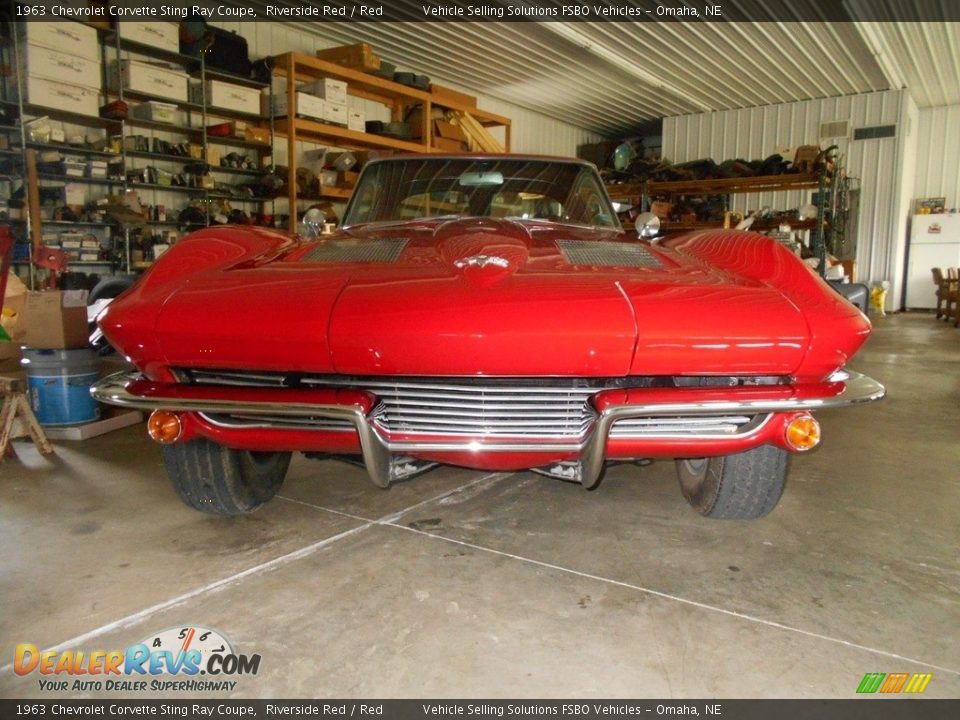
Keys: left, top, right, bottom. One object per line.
{"left": 22, "top": 104, "right": 112, "bottom": 128}
{"left": 275, "top": 118, "right": 432, "bottom": 154}
{"left": 605, "top": 182, "right": 644, "bottom": 201}
{"left": 27, "top": 143, "right": 120, "bottom": 159}
{"left": 646, "top": 173, "right": 821, "bottom": 195}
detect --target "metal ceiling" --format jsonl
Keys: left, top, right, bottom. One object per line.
{"left": 245, "top": 1, "right": 960, "bottom": 136}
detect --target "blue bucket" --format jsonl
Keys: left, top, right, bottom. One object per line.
{"left": 23, "top": 348, "right": 100, "bottom": 426}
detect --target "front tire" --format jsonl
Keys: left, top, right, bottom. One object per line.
{"left": 161, "top": 438, "right": 291, "bottom": 515}
{"left": 676, "top": 445, "right": 789, "bottom": 519}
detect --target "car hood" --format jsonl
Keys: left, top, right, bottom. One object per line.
{"left": 140, "top": 219, "right": 810, "bottom": 377}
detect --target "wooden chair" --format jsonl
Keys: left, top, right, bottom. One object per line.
{"left": 948, "top": 268, "right": 960, "bottom": 328}
{"left": 933, "top": 268, "right": 958, "bottom": 320}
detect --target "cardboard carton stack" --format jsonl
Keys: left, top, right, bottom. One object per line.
{"left": 17, "top": 24, "right": 103, "bottom": 116}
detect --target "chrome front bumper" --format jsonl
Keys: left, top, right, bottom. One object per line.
{"left": 91, "top": 370, "right": 885, "bottom": 490}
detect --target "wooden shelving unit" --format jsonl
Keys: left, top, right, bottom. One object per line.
{"left": 8, "top": 22, "right": 276, "bottom": 278}
{"left": 270, "top": 52, "right": 512, "bottom": 232}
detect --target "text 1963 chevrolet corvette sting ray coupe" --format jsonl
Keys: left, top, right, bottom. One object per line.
{"left": 92, "top": 156, "right": 884, "bottom": 519}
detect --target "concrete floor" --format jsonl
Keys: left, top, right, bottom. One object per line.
{"left": 1, "top": 312, "right": 958, "bottom": 699}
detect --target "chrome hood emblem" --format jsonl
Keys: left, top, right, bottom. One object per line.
{"left": 453, "top": 254, "right": 511, "bottom": 270}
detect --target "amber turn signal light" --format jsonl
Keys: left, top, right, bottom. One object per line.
{"left": 785, "top": 414, "right": 821, "bottom": 452}
{"left": 148, "top": 410, "right": 183, "bottom": 444}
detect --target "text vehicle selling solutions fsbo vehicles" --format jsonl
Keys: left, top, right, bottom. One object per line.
{"left": 93, "top": 156, "right": 884, "bottom": 519}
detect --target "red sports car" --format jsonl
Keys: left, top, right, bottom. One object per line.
{"left": 93, "top": 155, "right": 884, "bottom": 519}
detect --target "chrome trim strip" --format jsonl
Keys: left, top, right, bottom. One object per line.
{"left": 608, "top": 413, "right": 768, "bottom": 439}
{"left": 198, "top": 412, "right": 356, "bottom": 432}
{"left": 91, "top": 370, "right": 885, "bottom": 491}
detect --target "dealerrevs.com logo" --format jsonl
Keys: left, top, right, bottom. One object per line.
{"left": 14, "top": 626, "right": 260, "bottom": 693}
{"left": 856, "top": 672, "right": 933, "bottom": 694}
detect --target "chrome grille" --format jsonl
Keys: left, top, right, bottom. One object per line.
{"left": 182, "top": 370, "right": 773, "bottom": 441}
{"left": 301, "top": 238, "right": 408, "bottom": 263}
{"left": 355, "top": 380, "right": 596, "bottom": 439}
{"left": 557, "top": 239, "right": 661, "bottom": 268}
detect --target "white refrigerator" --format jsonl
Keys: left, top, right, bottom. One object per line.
{"left": 905, "top": 214, "right": 960, "bottom": 309}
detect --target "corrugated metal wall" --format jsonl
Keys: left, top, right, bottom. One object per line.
{"left": 914, "top": 104, "right": 960, "bottom": 209}
{"left": 211, "top": 21, "right": 601, "bottom": 156}
{"left": 663, "top": 90, "right": 910, "bottom": 307}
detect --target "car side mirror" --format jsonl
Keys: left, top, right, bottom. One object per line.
{"left": 635, "top": 212, "right": 661, "bottom": 239}
{"left": 301, "top": 208, "right": 325, "bottom": 239}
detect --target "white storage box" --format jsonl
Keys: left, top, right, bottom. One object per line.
{"left": 21, "top": 43, "right": 102, "bottom": 91}
{"left": 347, "top": 110, "right": 365, "bottom": 132}
{"left": 62, "top": 161, "right": 86, "bottom": 177}
{"left": 24, "top": 22, "right": 99, "bottom": 61}
{"left": 325, "top": 103, "right": 347, "bottom": 127}
{"left": 87, "top": 162, "right": 108, "bottom": 179}
{"left": 191, "top": 81, "right": 261, "bottom": 116}
{"left": 301, "top": 78, "right": 348, "bottom": 105}
{"left": 60, "top": 233, "right": 84, "bottom": 249}
{"left": 109, "top": 60, "right": 188, "bottom": 104}
{"left": 121, "top": 21, "right": 179, "bottom": 54}
{"left": 17, "top": 76, "right": 100, "bottom": 117}
{"left": 131, "top": 101, "right": 178, "bottom": 124}
{"left": 267, "top": 92, "right": 327, "bottom": 122}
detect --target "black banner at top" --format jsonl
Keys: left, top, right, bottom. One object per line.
{"left": 9, "top": 0, "right": 960, "bottom": 23}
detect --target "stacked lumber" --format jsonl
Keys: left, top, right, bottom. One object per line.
{"left": 446, "top": 111, "right": 504, "bottom": 153}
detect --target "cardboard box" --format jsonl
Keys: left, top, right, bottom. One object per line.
{"left": 16, "top": 76, "right": 100, "bottom": 117}
{"left": 25, "top": 22, "right": 99, "bottom": 61}
{"left": 0, "top": 342, "right": 22, "bottom": 374}
{"left": 301, "top": 78, "right": 348, "bottom": 105}
{"left": 206, "top": 120, "right": 247, "bottom": 139}
{"left": 650, "top": 201, "right": 674, "bottom": 219}
{"left": 267, "top": 92, "right": 327, "bottom": 123}
{"left": 316, "top": 43, "right": 380, "bottom": 72}
{"left": 20, "top": 290, "right": 89, "bottom": 350}
{"left": 435, "top": 120, "right": 469, "bottom": 143}
{"left": 205, "top": 146, "right": 221, "bottom": 167}
{"left": 121, "top": 21, "right": 179, "bottom": 54}
{"left": 347, "top": 111, "right": 365, "bottom": 133}
{"left": 130, "top": 101, "right": 178, "bottom": 124}
{"left": 108, "top": 60, "right": 188, "bottom": 104}
{"left": 192, "top": 80, "right": 261, "bottom": 116}
{"left": 21, "top": 42, "right": 102, "bottom": 91}
{"left": 324, "top": 102, "right": 347, "bottom": 126}
{"left": 337, "top": 170, "right": 359, "bottom": 188}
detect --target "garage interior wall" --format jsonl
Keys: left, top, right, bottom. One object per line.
{"left": 914, "top": 104, "right": 960, "bottom": 210}
{"left": 208, "top": 20, "right": 603, "bottom": 157}
{"left": 663, "top": 89, "right": 915, "bottom": 311}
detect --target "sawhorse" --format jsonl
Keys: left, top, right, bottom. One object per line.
{"left": 0, "top": 375, "right": 53, "bottom": 459}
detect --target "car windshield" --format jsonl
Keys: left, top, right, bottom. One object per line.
{"left": 342, "top": 157, "right": 620, "bottom": 230}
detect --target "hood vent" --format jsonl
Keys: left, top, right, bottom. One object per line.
{"left": 558, "top": 239, "right": 662, "bottom": 268}
{"left": 302, "top": 238, "right": 408, "bottom": 263}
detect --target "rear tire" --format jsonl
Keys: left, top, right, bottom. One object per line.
{"left": 676, "top": 445, "right": 789, "bottom": 519}
{"left": 161, "top": 438, "right": 291, "bottom": 515}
